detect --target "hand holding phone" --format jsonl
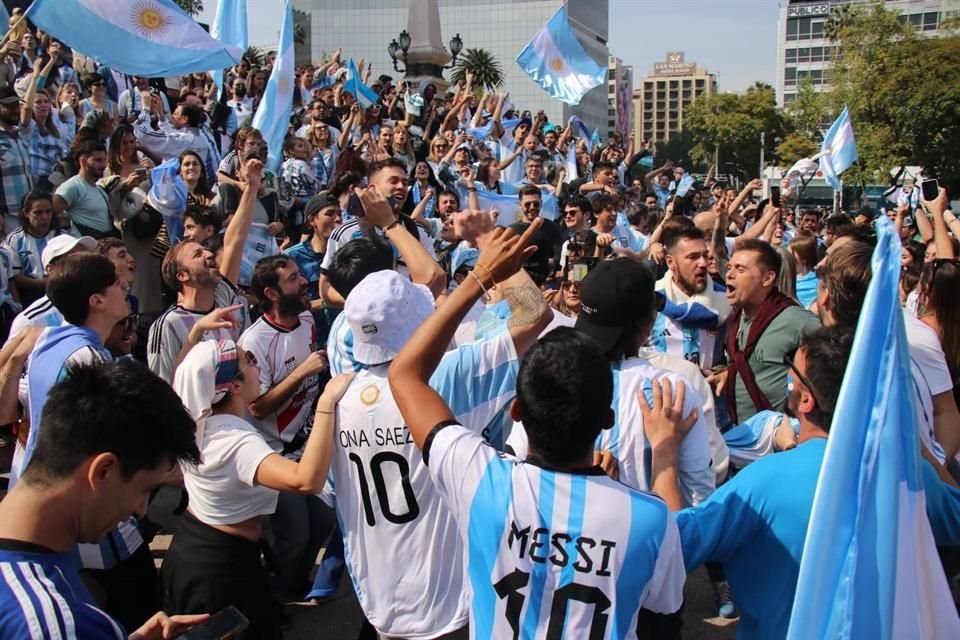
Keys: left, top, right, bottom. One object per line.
{"left": 920, "top": 178, "right": 940, "bottom": 202}
{"left": 179, "top": 606, "right": 248, "bottom": 640}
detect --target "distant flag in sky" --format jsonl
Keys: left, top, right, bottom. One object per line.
{"left": 515, "top": 6, "right": 605, "bottom": 105}
{"left": 786, "top": 216, "right": 960, "bottom": 640}
{"left": 818, "top": 105, "right": 858, "bottom": 191}
{"left": 211, "top": 0, "right": 248, "bottom": 98}
{"left": 251, "top": 0, "right": 293, "bottom": 172}
{"left": 345, "top": 58, "right": 378, "bottom": 109}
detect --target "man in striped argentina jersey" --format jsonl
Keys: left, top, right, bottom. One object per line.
{"left": 0, "top": 361, "right": 208, "bottom": 639}
{"left": 389, "top": 222, "right": 688, "bottom": 639}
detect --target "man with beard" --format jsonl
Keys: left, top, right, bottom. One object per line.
{"left": 147, "top": 157, "right": 261, "bottom": 383}
{"left": 0, "top": 86, "right": 33, "bottom": 227}
{"left": 652, "top": 224, "right": 731, "bottom": 370}
{"left": 53, "top": 140, "right": 112, "bottom": 238}
{"left": 239, "top": 254, "right": 333, "bottom": 598}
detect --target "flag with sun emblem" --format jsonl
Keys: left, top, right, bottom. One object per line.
{"left": 515, "top": 6, "right": 605, "bottom": 105}
{"left": 25, "top": 0, "right": 243, "bottom": 77}
{"left": 251, "top": 0, "right": 294, "bottom": 173}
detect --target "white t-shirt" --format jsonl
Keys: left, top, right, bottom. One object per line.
{"left": 905, "top": 311, "right": 953, "bottom": 460}
{"left": 330, "top": 330, "right": 521, "bottom": 637}
{"left": 507, "top": 357, "right": 715, "bottom": 507}
{"left": 320, "top": 218, "right": 437, "bottom": 280}
{"left": 238, "top": 312, "right": 320, "bottom": 456}
{"left": 182, "top": 414, "right": 278, "bottom": 526}
{"left": 426, "top": 423, "right": 685, "bottom": 638}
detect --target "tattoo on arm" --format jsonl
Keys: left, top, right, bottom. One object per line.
{"left": 503, "top": 282, "right": 548, "bottom": 329}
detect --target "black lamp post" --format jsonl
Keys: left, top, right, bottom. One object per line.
{"left": 388, "top": 30, "right": 464, "bottom": 74}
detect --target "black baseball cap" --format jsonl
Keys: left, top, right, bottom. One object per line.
{"left": 0, "top": 87, "right": 19, "bottom": 105}
{"left": 305, "top": 191, "right": 338, "bottom": 217}
{"left": 575, "top": 258, "right": 656, "bottom": 354}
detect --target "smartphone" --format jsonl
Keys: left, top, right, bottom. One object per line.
{"left": 180, "top": 606, "right": 249, "bottom": 640}
{"left": 346, "top": 192, "right": 366, "bottom": 218}
{"left": 134, "top": 168, "right": 148, "bottom": 178}
{"left": 920, "top": 178, "right": 939, "bottom": 201}
{"left": 770, "top": 186, "right": 781, "bottom": 208}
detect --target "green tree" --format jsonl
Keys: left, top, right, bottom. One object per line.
{"left": 172, "top": 0, "right": 203, "bottom": 16}
{"left": 684, "top": 83, "right": 785, "bottom": 179}
{"left": 776, "top": 133, "right": 820, "bottom": 168}
{"left": 654, "top": 130, "right": 696, "bottom": 172}
{"left": 450, "top": 48, "right": 504, "bottom": 91}
{"left": 243, "top": 46, "right": 265, "bottom": 67}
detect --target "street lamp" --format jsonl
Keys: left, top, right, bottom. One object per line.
{"left": 387, "top": 30, "right": 464, "bottom": 73}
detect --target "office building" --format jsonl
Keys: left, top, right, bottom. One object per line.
{"left": 608, "top": 56, "right": 633, "bottom": 140}
{"left": 631, "top": 51, "right": 716, "bottom": 144}
{"left": 776, "top": 0, "right": 958, "bottom": 106}
{"left": 291, "top": 0, "right": 610, "bottom": 127}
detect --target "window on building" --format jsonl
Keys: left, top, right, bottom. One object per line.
{"left": 668, "top": 111, "right": 678, "bottom": 120}
{"left": 608, "top": 69, "right": 616, "bottom": 80}
{"left": 669, "top": 90, "right": 678, "bottom": 99}
{"left": 923, "top": 12, "right": 939, "bottom": 31}
{"left": 785, "top": 48, "right": 797, "bottom": 63}
{"left": 608, "top": 120, "right": 615, "bottom": 128}
{"left": 669, "top": 101, "right": 678, "bottom": 109}
{"left": 657, "top": 81, "right": 666, "bottom": 90}
{"left": 784, "top": 93, "right": 797, "bottom": 105}
{"left": 669, "top": 80, "right": 678, "bottom": 88}
{"left": 810, "top": 19, "right": 824, "bottom": 39}
{"left": 798, "top": 47, "right": 810, "bottom": 63}
{"left": 682, "top": 80, "right": 691, "bottom": 88}
{"left": 909, "top": 13, "right": 922, "bottom": 29}
{"left": 785, "top": 67, "right": 797, "bottom": 86}
{"left": 695, "top": 79, "right": 705, "bottom": 88}
{"left": 810, "top": 46, "right": 823, "bottom": 62}
{"left": 786, "top": 18, "right": 799, "bottom": 41}
{"left": 656, "top": 121, "right": 665, "bottom": 129}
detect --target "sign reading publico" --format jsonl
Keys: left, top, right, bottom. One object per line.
{"left": 653, "top": 51, "right": 696, "bottom": 77}
{"left": 787, "top": 3, "right": 831, "bottom": 19}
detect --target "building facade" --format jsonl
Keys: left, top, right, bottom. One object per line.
{"left": 291, "top": 0, "right": 610, "bottom": 128}
{"left": 776, "top": 0, "right": 960, "bottom": 106}
{"left": 607, "top": 56, "right": 633, "bottom": 141}
{"left": 631, "top": 51, "right": 716, "bottom": 145}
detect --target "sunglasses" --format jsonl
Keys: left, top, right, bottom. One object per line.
{"left": 234, "top": 349, "right": 258, "bottom": 381}
{"left": 522, "top": 201, "right": 541, "bottom": 210}
{"left": 783, "top": 351, "right": 826, "bottom": 413}
{"left": 561, "top": 281, "right": 581, "bottom": 290}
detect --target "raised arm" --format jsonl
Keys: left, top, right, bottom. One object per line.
{"left": 924, "top": 188, "right": 953, "bottom": 258}
{"left": 727, "top": 178, "right": 762, "bottom": 217}
{"left": 220, "top": 157, "right": 261, "bottom": 284}
{"left": 20, "top": 46, "right": 58, "bottom": 126}
{"left": 913, "top": 202, "right": 936, "bottom": 245}
{"left": 338, "top": 104, "right": 359, "bottom": 150}
{"left": 491, "top": 92, "right": 507, "bottom": 140}
{"left": 389, "top": 220, "right": 544, "bottom": 449}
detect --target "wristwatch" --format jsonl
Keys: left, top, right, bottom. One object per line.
{"left": 381, "top": 220, "right": 402, "bottom": 233}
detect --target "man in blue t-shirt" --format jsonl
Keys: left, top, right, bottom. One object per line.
{"left": 0, "top": 360, "right": 206, "bottom": 639}
{"left": 650, "top": 326, "right": 960, "bottom": 640}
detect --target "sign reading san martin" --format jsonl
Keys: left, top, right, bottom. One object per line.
{"left": 653, "top": 51, "right": 696, "bottom": 77}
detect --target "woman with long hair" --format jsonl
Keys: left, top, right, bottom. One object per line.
{"left": 789, "top": 230, "right": 819, "bottom": 308}
{"left": 918, "top": 259, "right": 960, "bottom": 390}
{"left": 164, "top": 339, "right": 353, "bottom": 638}
{"left": 391, "top": 123, "right": 416, "bottom": 172}
{"left": 305, "top": 120, "right": 339, "bottom": 191}
{"left": 55, "top": 81, "right": 81, "bottom": 141}
{"left": 5, "top": 190, "right": 64, "bottom": 305}
{"left": 474, "top": 157, "right": 518, "bottom": 195}
{"left": 19, "top": 55, "right": 64, "bottom": 189}
{"left": 106, "top": 124, "right": 156, "bottom": 180}
{"left": 180, "top": 150, "right": 216, "bottom": 206}
{"left": 402, "top": 161, "right": 442, "bottom": 218}
{"left": 246, "top": 68, "right": 268, "bottom": 109}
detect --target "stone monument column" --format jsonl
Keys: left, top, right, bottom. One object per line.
{"left": 402, "top": 0, "right": 451, "bottom": 92}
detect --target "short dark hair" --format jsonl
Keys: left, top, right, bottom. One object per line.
{"left": 367, "top": 157, "right": 407, "bottom": 179}
{"left": 184, "top": 205, "right": 221, "bottom": 233}
{"left": 820, "top": 241, "right": 872, "bottom": 329}
{"left": 798, "top": 326, "right": 855, "bottom": 431}
{"left": 516, "top": 328, "right": 613, "bottom": 466}
{"left": 593, "top": 160, "right": 617, "bottom": 174}
{"left": 661, "top": 225, "right": 705, "bottom": 253}
{"left": 21, "top": 189, "right": 53, "bottom": 213}
{"left": 330, "top": 171, "right": 364, "bottom": 198}
{"left": 73, "top": 140, "right": 106, "bottom": 165}
{"left": 592, "top": 194, "right": 616, "bottom": 214}
{"left": 734, "top": 238, "right": 782, "bottom": 279}
{"left": 178, "top": 104, "right": 205, "bottom": 128}
{"left": 563, "top": 195, "right": 593, "bottom": 215}
{"left": 23, "top": 361, "right": 200, "bottom": 485}
{"left": 824, "top": 214, "right": 853, "bottom": 235}
{"left": 328, "top": 237, "right": 394, "bottom": 298}
{"left": 250, "top": 255, "right": 292, "bottom": 313}
{"left": 95, "top": 238, "right": 126, "bottom": 256}
{"left": 517, "top": 184, "right": 542, "bottom": 201}
{"left": 47, "top": 253, "right": 118, "bottom": 325}
{"left": 437, "top": 188, "right": 460, "bottom": 208}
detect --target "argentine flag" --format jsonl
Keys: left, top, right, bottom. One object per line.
{"left": 516, "top": 6, "right": 605, "bottom": 105}
{"left": 211, "top": 0, "right": 248, "bottom": 98}
{"left": 25, "top": 0, "right": 242, "bottom": 78}
{"left": 818, "top": 105, "right": 858, "bottom": 191}
{"left": 470, "top": 187, "right": 560, "bottom": 222}
{"left": 786, "top": 216, "right": 960, "bottom": 640}
{"left": 252, "top": 1, "right": 294, "bottom": 173}
{"left": 345, "top": 58, "right": 378, "bottom": 109}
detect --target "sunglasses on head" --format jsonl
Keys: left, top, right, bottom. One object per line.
{"left": 783, "top": 350, "right": 827, "bottom": 413}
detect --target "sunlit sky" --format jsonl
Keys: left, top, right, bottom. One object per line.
{"left": 199, "top": 0, "right": 780, "bottom": 93}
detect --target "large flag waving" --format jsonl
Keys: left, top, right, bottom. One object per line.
{"left": 25, "top": 0, "right": 242, "bottom": 77}
{"left": 818, "top": 105, "right": 858, "bottom": 191}
{"left": 211, "top": 0, "right": 248, "bottom": 97}
{"left": 345, "top": 58, "right": 378, "bottom": 109}
{"left": 516, "top": 6, "right": 605, "bottom": 105}
{"left": 786, "top": 217, "right": 960, "bottom": 640}
{"left": 251, "top": 1, "right": 294, "bottom": 173}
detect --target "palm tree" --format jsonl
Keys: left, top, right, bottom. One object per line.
{"left": 450, "top": 48, "right": 504, "bottom": 91}
{"left": 172, "top": 0, "right": 204, "bottom": 16}
{"left": 243, "top": 46, "right": 265, "bottom": 67}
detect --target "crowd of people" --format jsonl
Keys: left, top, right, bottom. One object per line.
{"left": 0, "top": 15, "right": 960, "bottom": 640}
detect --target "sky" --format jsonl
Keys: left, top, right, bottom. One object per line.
{"left": 199, "top": 0, "right": 780, "bottom": 93}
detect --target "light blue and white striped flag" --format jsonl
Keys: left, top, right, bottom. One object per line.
{"left": 211, "top": 0, "right": 248, "bottom": 98}
{"left": 786, "top": 216, "right": 960, "bottom": 640}
{"left": 251, "top": 0, "right": 294, "bottom": 173}
{"left": 239, "top": 223, "right": 281, "bottom": 288}
{"left": 470, "top": 187, "right": 560, "bottom": 222}
{"left": 345, "top": 58, "right": 378, "bottom": 109}
{"left": 25, "top": 0, "right": 242, "bottom": 77}
{"left": 515, "top": 6, "right": 605, "bottom": 105}
{"left": 818, "top": 105, "right": 858, "bottom": 191}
